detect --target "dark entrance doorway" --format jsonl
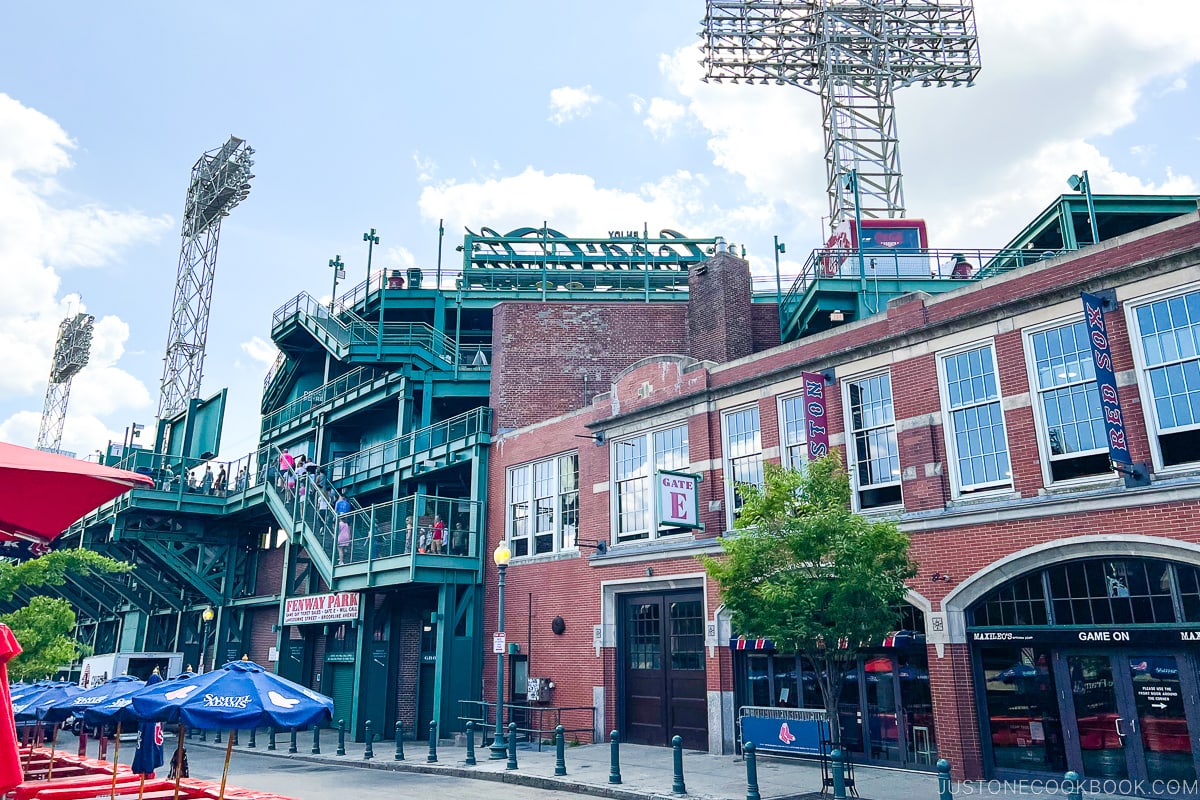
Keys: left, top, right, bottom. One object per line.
{"left": 620, "top": 591, "right": 707, "bottom": 750}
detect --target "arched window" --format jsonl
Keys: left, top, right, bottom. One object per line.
{"left": 969, "top": 557, "right": 1200, "bottom": 627}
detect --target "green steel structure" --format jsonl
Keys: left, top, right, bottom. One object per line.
{"left": 778, "top": 194, "right": 1200, "bottom": 342}
{"left": 11, "top": 225, "right": 724, "bottom": 744}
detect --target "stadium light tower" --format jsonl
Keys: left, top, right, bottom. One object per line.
{"left": 37, "top": 312, "right": 96, "bottom": 454}
{"left": 700, "top": 0, "right": 982, "bottom": 230}
{"left": 158, "top": 136, "right": 255, "bottom": 419}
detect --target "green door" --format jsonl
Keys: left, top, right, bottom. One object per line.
{"left": 326, "top": 662, "right": 355, "bottom": 730}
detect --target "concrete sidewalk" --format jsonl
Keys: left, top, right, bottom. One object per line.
{"left": 175, "top": 729, "right": 946, "bottom": 800}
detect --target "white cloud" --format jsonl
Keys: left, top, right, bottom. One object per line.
{"left": 548, "top": 85, "right": 600, "bottom": 125}
{"left": 0, "top": 93, "right": 170, "bottom": 453}
{"left": 643, "top": 98, "right": 686, "bottom": 140}
{"left": 240, "top": 336, "right": 278, "bottom": 369}
{"left": 413, "top": 152, "right": 436, "bottom": 183}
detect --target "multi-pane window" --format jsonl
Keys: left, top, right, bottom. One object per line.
{"left": 845, "top": 373, "right": 901, "bottom": 510}
{"left": 1133, "top": 289, "right": 1200, "bottom": 468}
{"left": 940, "top": 344, "right": 1012, "bottom": 494}
{"left": 506, "top": 452, "right": 579, "bottom": 557}
{"left": 722, "top": 406, "right": 763, "bottom": 522}
{"left": 1028, "top": 321, "right": 1112, "bottom": 482}
{"left": 778, "top": 394, "right": 808, "bottom": 469}
{"left": 613, "top": 424, "right": 690, "bottom": 542}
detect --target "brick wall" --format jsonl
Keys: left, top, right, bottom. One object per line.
{"left": 687, "top": 252, "right": 754, "bottom": 363}
{"left": 490, "top": 302, "right": 688, "bottom": 431}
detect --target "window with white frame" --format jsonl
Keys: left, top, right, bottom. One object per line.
{"left": 722, "top": 406, "right": 763, "bottom": 521}
{"left": 506, "top": 452, "right": 579, "bottom": 557}
{"left": 778, "top": 393, "right": 808, "bottom": 469}
{"left": 613, "top": 424, "right": 690, "bottom": 542}
{"left": 1027, "top": 320, "right": 1112, "bottom": 482}
{"left": 939, "top": 343, "right": 1012, "bottom": 494}
{"left": 1133, "top": 289, "right": 1200, "bottom": 468}
{"left": 845, "top": 372, "right": 902, "bottom": 510}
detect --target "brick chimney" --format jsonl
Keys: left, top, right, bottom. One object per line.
{"left": 687, "top": 248, "right": 754, "bottom": 364}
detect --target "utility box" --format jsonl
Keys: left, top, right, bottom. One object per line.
{"left": 526, "top": 677, "right": 554, "bottom": 703}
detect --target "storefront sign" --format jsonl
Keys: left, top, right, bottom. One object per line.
{"left": 801, "top": 372, "right": 830, "bottom": 459}
{"left": 970, "top": 627, "right": 1200, "bottom": 646}
{"left": 324, "top": 651, "right": 355, "bottom": 663}
{"left": 656, "top": 470, "right": 702, "bottom": 529}
{"left": 1081, "top": 292, "right": 1132, "bottom": 466}
{"left": 739, "top": 708, "right": 828, "bottom": 757}
{"left": 283, "top": 592, "right": 360, "bottom": 626}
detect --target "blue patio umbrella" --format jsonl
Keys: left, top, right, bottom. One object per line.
{"left": 42, "top": 675, "right": 145, "bottom": 723}
{"left": 13, "top": 683, "right": 85, "bottom": 721}
{"left": 131, "top": 659, "right": 332, "bottom": 731}
{"left": 132, "top": 659, "right": 333, "bottom": 800}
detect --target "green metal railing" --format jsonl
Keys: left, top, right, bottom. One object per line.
{"left": 261, "top": 366, "right": 386, "bottom": 432}
{"left": 781, "top": 246, "right": 1066, "bottom": 327}
{"left": 328, "top": 407, "right": 492, "bottom": 486}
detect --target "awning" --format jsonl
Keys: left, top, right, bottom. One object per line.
{"left": 729, "top": 637, "right": 775, "bottom": 650}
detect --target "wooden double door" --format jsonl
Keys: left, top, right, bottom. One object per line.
{"left": 621, "top": 591, "right": 708, "bottom": 750}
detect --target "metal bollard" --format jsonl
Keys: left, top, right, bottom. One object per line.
{"left": 831, "top": 749, "right": 847, "bottom": 800}
{"left": 427, "top": 720, "right": 438, "bottom": 763}
{"left": 554, "top": 725, "right": 566, "bottom": 776}
{"left": 609, "top": 731, "right": 622, "bottom": 785}
{"left": 937, "top": 759, "right": 953, "bottom": 800}
{"left": 464, "top": 722, "right": 476, "bottom": 766}
{"left": 506, "top": 722, "right": 518, "bottom": 770}
{"left": 215, "top": 730, "right": 222, "bottom": 744}
{"left": 199, "top": 728, "right": 207, "bottom": 742}
{"left": 248, "top": 726, "right": 257, "bottom": 748}
{"left": 186, "top": 727, "right": 193, "bottom": 740}
{"left": 311, "top": 724, "right": 321, "bottom": 754}
{"left": 672, "top": 735, "right": 686, "bottom": 794}
{"left": 363, "top": 721, "right": 374, "bottom": 760}
{"left": 745, "top": 742, "right": 760, "bottom": 800}
{"left": 337, "top": 720, "right": 346, "bottom": 756}
{"left": 394, "top": 722, "right": 405, "bottom": 761}
{"left": 1064, "top": 771, "right": 1083, "bottom": 800}
{"left": 231, "top": 729, "right": 239, "bottom": 746}
{"left": 289, "top": 728, "right": 298, "bottom": 754}
{"left": 267, "top": 727, "right": 276, "bottom": 751}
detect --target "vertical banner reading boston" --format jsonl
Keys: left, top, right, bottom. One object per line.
{"left": 1080, "top": 292, "right": 1132, "bottom": 466}
{"left": 801, "top": 372, "right": 829, "bottom": 460}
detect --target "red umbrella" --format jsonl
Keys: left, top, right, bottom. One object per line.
{"left": 0, "top": 442, "right": 153, "bottom": 542}
{"left": 0, "top": 623, "right": 24, "bottom": 794}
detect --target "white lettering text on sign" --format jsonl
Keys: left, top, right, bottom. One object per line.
{"left": 283, "top": 592, "right": 360, "bottom": 626}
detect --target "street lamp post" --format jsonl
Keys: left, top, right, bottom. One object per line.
{"left": 489, "top": 542, "right": 511, "bottom": 760}
{"left": 773, "top": 236, "right": 786, "bottom": 339}
{"left": 328, "top": 255, "right": 345, "bottom": 312}
{"left": 362, "top": 229, "right": 379, "bottom": 287}
{"left": 1067, "top": 171, "right": 1099, "bottom": 247}
{"left": 201, "top": 606, "right": 215, "bottom": 672}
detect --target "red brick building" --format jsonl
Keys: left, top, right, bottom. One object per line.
{"left": 483, "top": 211, "right": 1200, "bottom": 789}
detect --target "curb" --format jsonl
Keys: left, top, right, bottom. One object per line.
{"left": 186, "top": 738, "right": 694, "bottom": 800}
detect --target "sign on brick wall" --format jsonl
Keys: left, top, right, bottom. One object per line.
{"left": 657, "top": 469, "right": 702, "bottom": 529}
{"left": 801, "top": 371, "right": 829, "bottom": 459}
{"left": 1080, "top": 292, "right": 1132, "bottom": 466}
{"left": 283, "top": 592, "right": 360, "bottom": 626}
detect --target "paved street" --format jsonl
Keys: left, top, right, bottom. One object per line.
{"left": 164, "top": 739, "right": 587, "bottom": 800}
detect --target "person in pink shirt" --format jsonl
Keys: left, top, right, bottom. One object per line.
{"left": 430, "top": 515, "right": 446, "bottom": 554}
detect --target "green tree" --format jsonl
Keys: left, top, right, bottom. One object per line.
{"left": 701, "top": 455, "right": 916, "bottom": 747}
{"left": 0, "top": 549, "right": 130, "bottom": 678}
{"left": 0, "top": 549, "right": 131, "bottom": 602}
{"left": 1, "top": 596, "right": 82, "bottom": 681}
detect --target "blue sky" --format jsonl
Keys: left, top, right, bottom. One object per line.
{"left": 1, "top": 0, "right": 1197, "bottom": 462}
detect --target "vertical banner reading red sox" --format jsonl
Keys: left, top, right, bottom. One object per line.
{"left": 801, "top": 371, "right": 830, "bottom": 460}
{"left": 656, "top": 469, "right": 702, "bottom": 530}
{"left": 1081, "top": 292, "right": 1132, "bottom": 466}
